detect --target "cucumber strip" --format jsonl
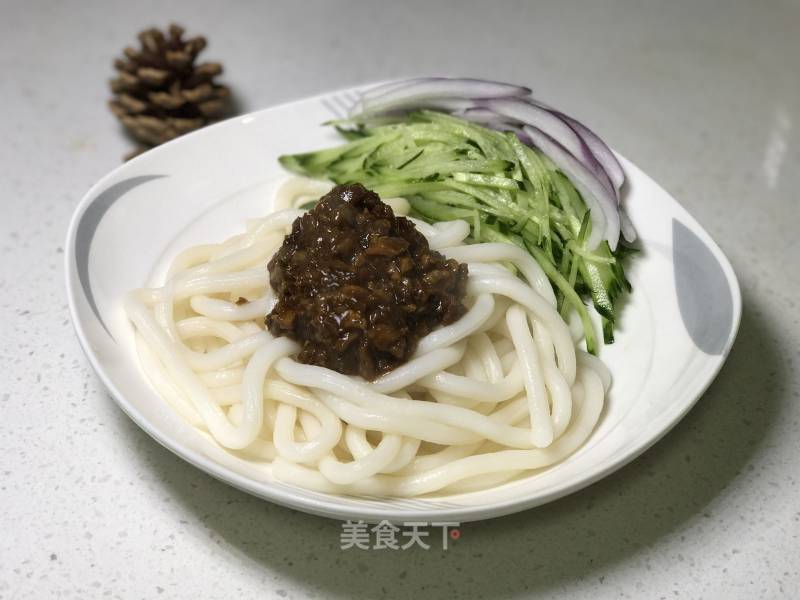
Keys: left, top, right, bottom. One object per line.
{"left": 566, "top": 241, "right": 617, "bottom": 264}
{"left": 408, "top": 196, "right": 476, "bottom": 221}
{"left": 399, "top": 159, "right": 513, "bottom": 178}
{"left": 420, "top": 191, "right": 507, "bottom": 218}
{"left": 278, "top": 111, "right": 633, "bottom": 350}
{"left": 578, "top": 259, "right": 615, "bottom": 321}
{"left": 477, "top": 219, "right": 527, "bottom": 250}
{"left": 452, "top": 172, "right": 521, "bottom": 190}
{"left": 411, "top": 110, "right": 512, "bottom": 158}
{"left": 370, "top": 181, "right": 453, "bottom": 197}
{"left": 526, "top": 243, "right": 597, "bottom": 354}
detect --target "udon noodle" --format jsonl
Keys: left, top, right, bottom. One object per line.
{"left": 125, "top": 177, "right": 609, "bottom": 497}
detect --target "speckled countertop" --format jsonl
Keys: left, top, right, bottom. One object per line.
{"left": 1, "top": 1, "right": 799, "bottom": 598}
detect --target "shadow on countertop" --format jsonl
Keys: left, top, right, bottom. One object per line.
{"left": 115, "top": 288, "right": 785, "bottom": 599}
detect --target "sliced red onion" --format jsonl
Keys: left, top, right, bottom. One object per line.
{"left": 555, "top": 111, "right": 625, "bottom": 192}
{"left": 450, "top": 108, "right": 535, "bottom": 144}
{"left": 354, "top": 78, "right": 532, "bottom": 117}
{"left": 361, "top": 77, "right": 431, "bottom": 101}
{"left": 522, "top": 125, "right": 620, "bottom": 250}
{"left": 350, "top": 77, "right": 438, "bottom": 114}
{"left": 619, "top": 208, "right": 637, "bottom": 243}
{"left": 347, "top": 99, "right": 478, "bottom": 125}
{"left": 397, "top": 97, "right": 476, "bottom": 112}
{"left": 514, "top": 95, "right": 626, "bottom": 193}
{"left": 453, "top": 107, "right": 504, "bottom": 124}
{"left": 482, "top": 98, "right": 616, "bottom": 200}
{"left": 453, "top": 107, "right": 519, "bottom": 131}
{"left": 494, "top": 125, "right": 534, "bottom": 146}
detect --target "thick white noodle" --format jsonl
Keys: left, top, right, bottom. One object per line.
{"left": 126, "top": 177, "right": 609, "bottom": 497}
{"left": 442, "top": 243, "right": 555, "bottom": 307}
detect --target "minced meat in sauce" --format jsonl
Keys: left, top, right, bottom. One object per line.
{"left": 266, "top": 183, "right": 468, "bottom": 380}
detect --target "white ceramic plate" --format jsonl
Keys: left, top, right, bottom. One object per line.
{"left": 65, "top": 84, "right": 741, "bottom": 523}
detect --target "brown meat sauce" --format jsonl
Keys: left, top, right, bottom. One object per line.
{"left": 266, "top": 184, "right": 468, "bottom": 380}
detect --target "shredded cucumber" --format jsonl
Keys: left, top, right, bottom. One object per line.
{"left": 278, "top": 110, "right": 634, "bottom": 353}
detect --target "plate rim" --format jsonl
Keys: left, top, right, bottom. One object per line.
{"left": 64, "top": 83, "right": 742, "bottom": 522}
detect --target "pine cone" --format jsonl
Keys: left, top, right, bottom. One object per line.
{"left": 109, "top": 24, "right": 231, "bottom": 154}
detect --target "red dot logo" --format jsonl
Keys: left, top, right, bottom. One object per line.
{"left": 449, "top": 528, "right": 461, "bottom": 541}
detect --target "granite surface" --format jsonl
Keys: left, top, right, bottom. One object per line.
{"left": 1, "top": 0, "right": 799, "bottom": 598}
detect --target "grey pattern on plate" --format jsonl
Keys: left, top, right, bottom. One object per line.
{"left": 75, "top": 175, "right": 166, "bottom": 339}
{"left": 672, "top": 219, "right": 734, "bottom": 355}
